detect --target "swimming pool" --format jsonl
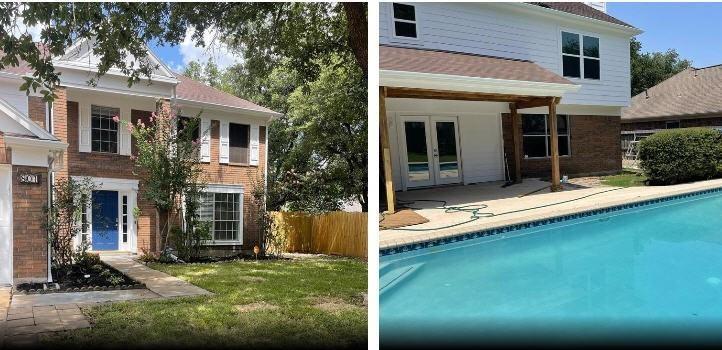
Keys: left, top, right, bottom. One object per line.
{"left": 380, "top": 188, "right": 722, "bottom": 346}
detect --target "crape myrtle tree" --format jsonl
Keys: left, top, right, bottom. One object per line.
{"left": 0, "top": 2, "right": 368, "bottom": 212}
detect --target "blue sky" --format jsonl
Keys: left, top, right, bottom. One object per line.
{"left": 148, "top": 29, "right": 239, "bottom": 72}
{"left": 607, "top": 2, "right": 722, "bottom": 68}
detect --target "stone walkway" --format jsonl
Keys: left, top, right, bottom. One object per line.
{"left": 100, "top": 254, "right": 213, "bottom": 298}
{"left": 1, "top": 255, "right": 212, "bottom": 347}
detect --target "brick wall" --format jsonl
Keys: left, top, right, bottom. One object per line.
{"left": 12, "top": 165, "right": 49, "bottom": 282}
{"left": 28, "top": 96, "right": 46, "bottom": 130}
{"left": 622, "top": 115, "right": 722, "bottom": 131}
{"left": 503, "top": 114, "right": 621, "bottom": 179}
{"left": 0, "top": 132, "right": 8, "bottom": 164}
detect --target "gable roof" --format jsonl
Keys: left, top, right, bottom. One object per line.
{"left": 0, "top": 96, "right": 60, "bottom": 142}
{"left": 529, "top": 2, "right": 635, "bottom": 28}
{"left": 622, "top": 66, "right": 722, "bottom": 121}
{"left": 381, "top": 45, "right": 574, "bottom": 85}
{"left": 174, "top": 74, "right": 278, "bottom": 115}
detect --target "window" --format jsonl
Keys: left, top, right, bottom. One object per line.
{"left": 522, "top": 114, "right": 571, "bottom": 158}
{"left": 229, "top": 123, "right": 250, "bottom": 164}
{"left": 666, "top": 120, "right": 680, "bottom": 129}
{"left": 80, "top": 195, "right": 89, "bottom": 243}
{"left": 561, "top": 31, "right": 600, "bottom": 80}
{"left": 91, "top": 105, "right": 120, "bottom": 153}
{"left": 393, "top": 3, "right": 417, "bottom": 38}
{"left": 177, "top": 116, "right": 200, "bottom": 141}
{"left": 121, "top": 195, "right": 128, "bottom": 243}
{"left": 200, "top": 192, "right": 241, "bottom": 242}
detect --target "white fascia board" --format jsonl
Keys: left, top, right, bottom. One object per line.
{"left": 380, "top": 70, "right": 581, "bottom": 97}
{"left": 4, "top": 135, "right": 67, "bottom": 151}
{"left": 62, "top": 81, "right": 173, "bottom": 100}
{"left": 506, "top": 3, "right": 643, "bottom": 36}
{"left": 205, "top": 183, "right": 244, "bottom": 194}
{"left": 52, "top": 61, "right": 179, "bottom": 85}
{"left": 176, "top": 98, "right": 282, "bottom": 120}
{"left": 0, "top": 98, "right": 58, "bottom": 141}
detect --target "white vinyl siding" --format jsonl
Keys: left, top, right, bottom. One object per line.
{"left": 379, "top": 2, "right": 632, "bottom": 106}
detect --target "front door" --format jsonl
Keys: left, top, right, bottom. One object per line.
{"left": 92, "top": 190, "right": 119, "bottom": 251}
{"left": 399, "top": 116, "right": 462, "bottom": 189}
{"left": 0, "top": 165, "right": 12, "bottom": 285}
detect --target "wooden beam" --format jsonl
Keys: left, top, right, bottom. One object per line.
{"left": 380, "top": 87, "right": 396, "bottom": 213}
{"left": 509, "top": 103, "right": 522, "bottom": 183}
{"left": 386, "top": 87, "right": 537, "bottom": 103}
{"left": 515, "top": 97, "right": 556, "bottom": 110}
{"left": 548, "top": 100, "right": 562, "bottom": 192}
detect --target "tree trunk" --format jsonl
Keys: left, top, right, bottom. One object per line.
{"left": 342, "top": 2, "right": 367, "bottom": 78}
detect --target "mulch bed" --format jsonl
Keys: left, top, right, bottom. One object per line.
{"left": 15, "top": 262, "right": 144, "bottom": 294}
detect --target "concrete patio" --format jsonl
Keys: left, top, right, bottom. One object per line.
{"left": 380, "top": 177, "right": 722, "bottom": 249}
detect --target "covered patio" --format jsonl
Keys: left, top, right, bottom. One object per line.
{"left": 379, "top": 45, "right": 580, "bottom": 213}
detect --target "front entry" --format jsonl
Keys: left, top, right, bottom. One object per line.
{"left": 399, "top": 116, "right": 462, "bottom": 189}
{"left": 92, "top": 190, "right": 119, "bottom": 251}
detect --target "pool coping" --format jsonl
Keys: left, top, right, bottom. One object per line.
{"left": 380, "top": 181, "right": 722, "bottom": 256}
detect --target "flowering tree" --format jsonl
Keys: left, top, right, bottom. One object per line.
{"left": 116, "top": 100, "right": 209, "bottom": 258}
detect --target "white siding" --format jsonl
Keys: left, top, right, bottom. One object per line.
{"left": 380, "top": 2, "right": 633, "bottom": 107}
{"left": 0, "top": 78, "right": 29, "bottom": 115}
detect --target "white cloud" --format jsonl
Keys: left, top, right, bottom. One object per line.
{"left": 179, "top": 27, "right": 240, "bottom": 69}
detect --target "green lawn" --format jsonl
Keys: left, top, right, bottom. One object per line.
{"left": 44, "top": 258, "right": 367, "bottom": 348}
{"left": 601, "top": 170, "right": 648, "bottom": 187}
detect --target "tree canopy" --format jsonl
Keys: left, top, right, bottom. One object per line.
{"left": 630, "top": 37, "right": 692, "bottom": 97}
{"left": 0, "top": 2, "right": 368, "bottom": 212}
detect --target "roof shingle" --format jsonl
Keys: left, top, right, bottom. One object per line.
{"left": 622, "top": 66, "right": 722, "bottom": 120}
{"left": 529, "top": 2, "right": 635, "bottom": 28}
{"left": 380, "top": 45, "right": 574, "bottom": 85}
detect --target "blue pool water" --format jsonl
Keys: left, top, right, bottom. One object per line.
{"left": 380, "top": 190, "right": 722, "bottom": 345}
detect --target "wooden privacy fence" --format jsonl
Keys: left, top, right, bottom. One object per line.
{"left": 270, "top": 211, "right": 367, "bottom": 258}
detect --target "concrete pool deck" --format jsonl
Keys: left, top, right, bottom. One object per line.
{"left": 380, "top": 178, "right": 722, "bottom": 250}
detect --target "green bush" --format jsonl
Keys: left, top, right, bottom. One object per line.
{"left": 638, "top": 127, "right": 722, "bottom": 185}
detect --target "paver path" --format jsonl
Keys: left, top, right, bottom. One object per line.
{"left": 100, "top": 254, "right": 213, "bottom": 298}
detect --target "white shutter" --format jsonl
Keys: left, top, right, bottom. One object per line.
{"left": 200, "top": 118, "right": 211, "bottom": 162}
{"left": 249, "top": 124, "right": 259, "bottom": 166}
{"left": 79, "top": 103, "right": 91, "bottom": 153}
{"left": 119, "top": 107, "right": 131, "bottom": 155}
{"left": 219, "top": 120, "right": 229, "bottom": 164}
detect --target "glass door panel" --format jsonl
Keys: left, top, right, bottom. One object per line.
{"left": 431, "top": 117, "right": 461, "bottom": 185}
{"left": 401, "top": 117, "right": 434, "bottom": 188}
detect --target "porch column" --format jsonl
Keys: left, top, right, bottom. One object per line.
{"left": 548, "top": 99, "right": 562, "bottom": 192}
{"left": 509, "top": 103, "right": 522, "bottom": 183}
{"left": 380, "top": 87, "right": 396, "bottom": 213}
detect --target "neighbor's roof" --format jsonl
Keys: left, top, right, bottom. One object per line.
{"left": 380, "top": 45, "right": 574, "bottom": 85}
{"left": 622, "top": 66, "right": 722, "bottom": 121}
{"left": 529, "top": 2, "right": 636, "bottom": 28}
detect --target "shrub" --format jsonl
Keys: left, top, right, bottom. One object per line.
{"left": 638, "top": 128, "right": 722, "bottom": 185}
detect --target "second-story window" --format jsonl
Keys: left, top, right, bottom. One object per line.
{"left": 229, "top": 123, "right": 250, "bottom": 164}
{"left": 561, "top": 31, "right": 600, "bottom": 80}
{"left": 91, "top": 105, "right": 120, "bottom": 153}
{"left": 393, "top": 3, "right": 417, "bottom": 38}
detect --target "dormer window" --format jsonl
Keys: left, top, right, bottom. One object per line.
{"left": 393, "top": 3, "right": 417, "bottom": 39}
{"left": 561, "top": 31, "right": 600, "bottom": 80}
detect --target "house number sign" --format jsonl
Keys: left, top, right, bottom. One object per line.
{"left": 18, "top": 173, "right": 40, "bottom": 184}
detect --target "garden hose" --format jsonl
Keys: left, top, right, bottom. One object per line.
{"left": 390, "top": 186, "right": 624, "bottom": 231}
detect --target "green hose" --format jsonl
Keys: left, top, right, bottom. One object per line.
{"left": 391, "top": 187, "right": 624, "bottom": 231}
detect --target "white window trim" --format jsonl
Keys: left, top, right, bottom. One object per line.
{"left": 391, "top": 3, "right": 420, "bottom": 40}
{"left": 201, "top": 184, "right": 244, "bottom": 246}
{"left": 522, "top": 114, "right": 572, "bottom": 159}
{"left": 560, "top": 30, "right": 601, "bottom": 81}
{"left": 90, "top": 104, "right": 121, "bottom": 154}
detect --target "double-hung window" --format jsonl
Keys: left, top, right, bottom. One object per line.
{"left": 561, "top": 31, "right": 600, "bottom": 80}
{"left": 392, "top": 3, "right": 417, "bottom": 39}
{"left": 91, "top": 105, "right": 120, "bottom": 153}
{"left": 229, "top": 123, "right": 250, "bottom": 164}
{"left": 199, "top": 189, "right": 243, "bottom": 243}
{"left": 522, "top": 114, "right": 571, "bottom": 158}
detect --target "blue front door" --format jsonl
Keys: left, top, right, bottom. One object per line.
{"left": 92, "top": 190, "right": 119, "bottom": 251}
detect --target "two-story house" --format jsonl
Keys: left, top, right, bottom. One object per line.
{"left": 379, "top": 2, "right": 641, "bottom": 211}
{"left": 0, "top": 39, "right": 279, "bottom": 285}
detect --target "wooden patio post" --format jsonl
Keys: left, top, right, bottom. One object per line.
{"left": 380, "top": 87, "right": 396, "bottom": 213}
{"left": 509, "top": 103, "right": 522, "bottom": 183}
{"left": 548, "top": 98, "right": 562, "bottom": 192}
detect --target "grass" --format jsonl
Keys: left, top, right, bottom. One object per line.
{"left": 43, "top": 257, "right": 367, "bottom": 349}
{"left": 601, "top": 169, "right": 648, "bottom": 187}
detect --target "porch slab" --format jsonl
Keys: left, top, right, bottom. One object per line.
{"left": 380, "top": 177, "right": 722, "bottom": 250}
{"left": 100, "top": 254, "right": 213, "bottom": 298}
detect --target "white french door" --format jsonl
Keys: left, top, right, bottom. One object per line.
{"left": 399, "top": 116, "right": 462, "bottom": 189}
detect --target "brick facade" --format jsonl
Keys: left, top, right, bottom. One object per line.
{"left": 28, "top": 96, "right": 46, "bottom": 130}
{"left": 12, "top": 165, "right": 49, "bottom": 282}
{"left": 503, "top": 114, "right": 622, "bottom": 179}
{"left": 622, "top": 115, "right": 722, "bottom": 131}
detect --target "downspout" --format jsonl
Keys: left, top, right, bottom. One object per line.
{"left": 46, "top": 101, "right": 54, "bottom": 283}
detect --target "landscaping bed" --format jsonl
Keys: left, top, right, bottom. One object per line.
{"left": 15, "top": 259, "right": 143, "bottom": 295}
